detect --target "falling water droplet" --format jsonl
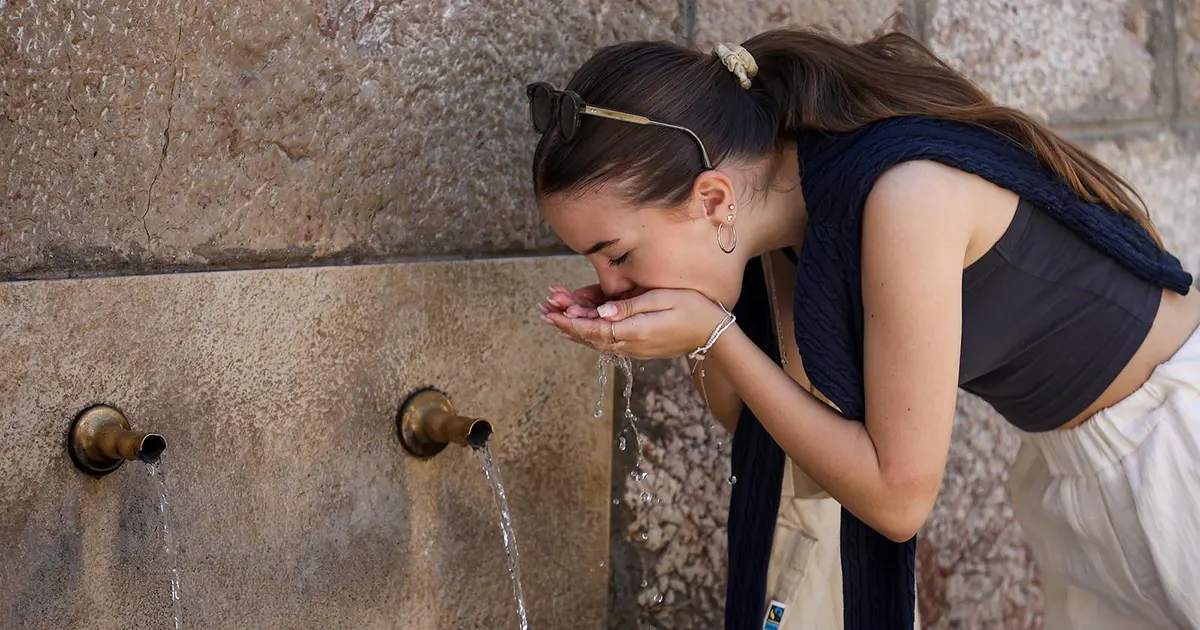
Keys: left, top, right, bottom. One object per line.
{"left": 613, "top": 498, "right": 620, "bottom": 505}
{"left": 640, "top": 579, "right": 649, "bottom": 588}
{"left": 595, "top": 354, "right": 616, "bottom": 418}
{"left": 640, "top": 492, "right": 653, "bottom": 504}
{"left": 728, "top": 475, "right": 738, "bottom": 485}
{"left": 618, "top": 356, "right": 635, "bottom": 423}
{"left": 641, "top": 532, "right": 649, "bottom": 541}
{"left": 617, "top": 435, "right": 627, "bottom": 451}
{"left": 638, "top": 365, "right": 645, "bottom": 372}
{"left": 599, "top": 560, "right": 606, "bottom": 567}
{"left": 652, "top": 593, "right": 664, "bottom": 605}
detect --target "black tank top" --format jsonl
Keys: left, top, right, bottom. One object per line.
{"left": 782, "top": 198, "right": 1160, "bottom": 431}
{"left": 959, "top": 198, "right": 1160, "bottom": 430}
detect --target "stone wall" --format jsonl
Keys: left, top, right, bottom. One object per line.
{"left": 617, "top": 1, "right": 1200, "bottom": 629}
{"left": 1, "top": 1, "right": 679, "bottom": 628}
{"left": 0, "top": 0, "right": 682, "bottom": 280}
{"left": 4, "top": 1, "right": 1199, "bottom": 629}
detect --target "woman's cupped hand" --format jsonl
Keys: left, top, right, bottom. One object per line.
{"left": 538, "top": 284, "right": 728, "bottom": 360}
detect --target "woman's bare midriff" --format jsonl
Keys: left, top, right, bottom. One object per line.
{"left": 1058, "top": 286, "right": 1200, "bottom": 430}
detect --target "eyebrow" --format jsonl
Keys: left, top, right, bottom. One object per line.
{"left": 584, "top": 239, "right": 619, "bottom": 256}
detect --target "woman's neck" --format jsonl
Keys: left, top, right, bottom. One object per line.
{"left": 745, "top": 140, "right": 807, "bottom": 257}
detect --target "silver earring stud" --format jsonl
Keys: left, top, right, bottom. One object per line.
{"left": 717, "top": 215, "right": 737, "bottom": 254}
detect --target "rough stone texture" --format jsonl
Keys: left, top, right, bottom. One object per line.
{"left": 928, "top": 0, "right": 1172, "bottom": 124}
{"left": 0, "top": 1, "right": 680, "bottom": 280}
{"left": 0, "top": 256, "right": 611, "bottom": 630}
{"left": 693, "top": 0, "right": 909, "bottom": 50}
{"left": 1177, "top": 0, "right": 1200, "bottom": 115}
{"left": 917, "top": 395, "right": 1041, "bottom": 630}
{"left": 1081, "top": 130, "right": 1200, "bottom": 274}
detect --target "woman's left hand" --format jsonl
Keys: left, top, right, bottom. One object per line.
{"left": 542, "top": 288, "right": 729, "bottom": 360}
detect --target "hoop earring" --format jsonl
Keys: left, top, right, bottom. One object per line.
{"left": 716, "top": 211, "right": 737, "bottom": 254}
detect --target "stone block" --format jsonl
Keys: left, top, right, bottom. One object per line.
{"left": 0, "top": 1, "right": 679, "bottom": 280}
{"left": 694, "top": 0, "right": 909, "bottom": 51}
{"left": 928, "top": 0, "right": 1171, "bottom": 124}
{"left": 612, "top": 358, "right": 731, "bottom": 629}
{"left": 1081, "top": 130, "right": 1200, "bottom": 273}
{"left": 918, "top": 394, "right": 1041, "bottom": 630}
{"left": 0, "top": 0, "right": 180, "bottom": 277}
{"left": 0, "top": 256, "right": 611, "bottom": 629}
{"left": 1178, "top": 1, "right": 1200, "bottom": 115}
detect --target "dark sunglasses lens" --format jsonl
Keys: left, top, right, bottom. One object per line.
{"left": 529, "top": 85, "right": 553, "bottom": 133}
{"left": 558, "top": 93, "right": 580, "bottom": 141}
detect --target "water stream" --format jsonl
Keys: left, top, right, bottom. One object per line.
{"left": 599, "top": 354, "right": 646, "bottom": 472}
{"left": 477, "top": 445, "right": 529, "bottom": 630}
{"left": 597, "top": 352, "right": 669, "bottom": 604}
{"left": 146, "top": 460, "right": 183, "bottom": 630}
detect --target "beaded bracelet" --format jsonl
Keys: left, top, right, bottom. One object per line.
{"left": 688, "top": 301, "right": 736, "bottom": 361}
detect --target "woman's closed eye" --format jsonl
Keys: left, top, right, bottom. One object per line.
{"left": 608, "top": 252, "right": 631, "bottom": 267}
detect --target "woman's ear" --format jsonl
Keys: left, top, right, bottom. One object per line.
{"left": 692, "top": 170, "right": 737, "bottom": 225}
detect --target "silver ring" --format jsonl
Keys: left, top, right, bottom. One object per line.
{"left": 610, "top": 320, "right": 618, "bottom": 343}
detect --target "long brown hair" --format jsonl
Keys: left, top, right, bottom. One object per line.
{"left": 532, "top": 26, "right": 1163, "bottom": 246}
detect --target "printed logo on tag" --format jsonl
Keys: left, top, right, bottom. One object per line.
{"left": 763, "top": 600, "right": 786, "bottom": 629}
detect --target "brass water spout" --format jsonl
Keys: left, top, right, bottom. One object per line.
{"left": 68, "top": 405, "right": 167, "bottom": 476}
{"left": 397, "top": 389, "right": 493, "bottom": 458}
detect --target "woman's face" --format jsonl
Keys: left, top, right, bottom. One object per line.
{"left": 540, "top": 185, "right": 749, "bottom": 307}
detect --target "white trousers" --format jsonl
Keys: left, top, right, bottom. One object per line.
{"left": 1009, "top": 325, "right": 1200, "bottom": 629}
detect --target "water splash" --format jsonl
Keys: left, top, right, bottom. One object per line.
{"left": 613, "top": 355, "right": 645, "bottom": 471}
{"left": 147, "top": 460, "right": 183, "bottom": 630}
{"left": 594, "top": 354, "right": 616, "bottom": 418}
{"left": 477, "top": 446, "right": 529, "bottom": 630}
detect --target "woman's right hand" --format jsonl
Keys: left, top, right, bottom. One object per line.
{"left": 539, "top": 284, "right": 606, "bottom": 319}
{"left": 539, "top": 284, "right": 607, "bottom": 346}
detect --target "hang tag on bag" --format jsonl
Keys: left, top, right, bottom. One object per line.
{"left": 763, "top": 600, "right": 786, "bottom": 629}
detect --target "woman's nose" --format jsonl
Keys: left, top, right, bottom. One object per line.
{"left": 596, "top": 270, "right": 634, "bottom": 300}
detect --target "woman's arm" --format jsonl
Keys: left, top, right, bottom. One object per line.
{"left": 688, "top": 249, "right": 811, "bottom": 435}
{"left": 690, "top": 360, "right": 742, "bottom": 433}
{"left": 707, "top": 161, "right": 971, "bottom": 541}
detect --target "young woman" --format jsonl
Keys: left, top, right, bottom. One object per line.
{"left": 531, "top": 27, "right": 1200, "bottom": 630}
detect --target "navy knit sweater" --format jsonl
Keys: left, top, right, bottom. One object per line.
{"left": 724, "top": 116, "right": 1192, "bottom": 630}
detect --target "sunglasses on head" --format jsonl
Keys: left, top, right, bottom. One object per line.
{"left": 524, "top": 82, "right": 713, "bottom": 170}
